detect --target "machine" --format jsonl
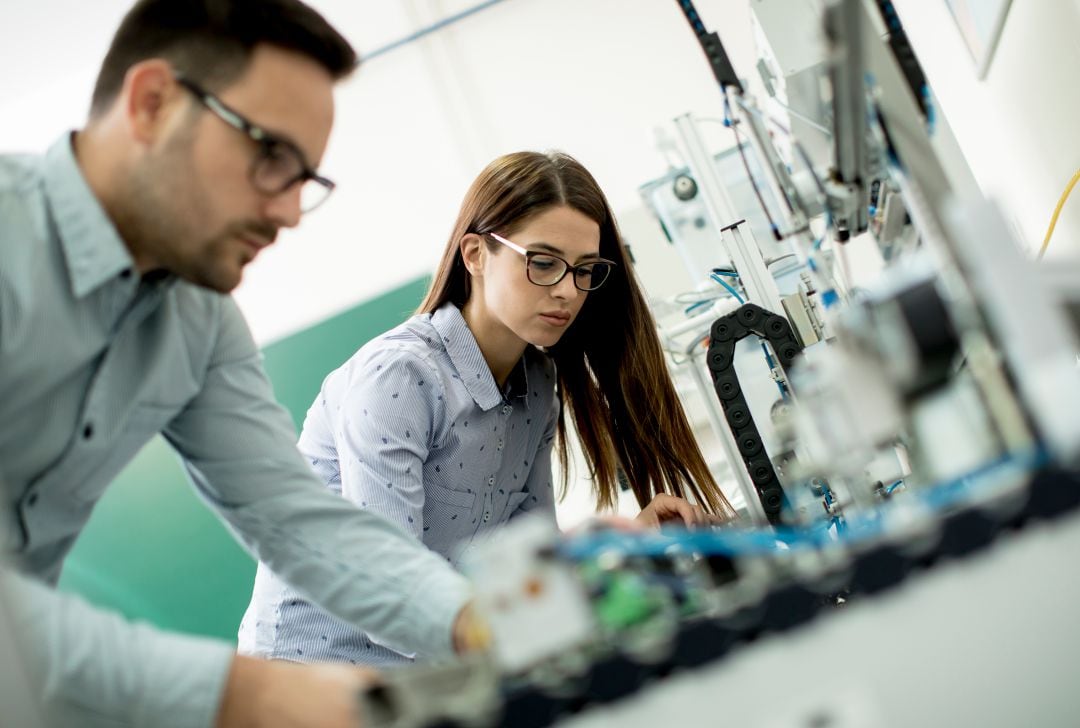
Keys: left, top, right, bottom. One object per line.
{"left": 355, "top": 1, "right": 1080, "bottom": 725}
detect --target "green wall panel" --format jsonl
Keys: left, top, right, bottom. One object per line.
{"left": 261, "top": 277, "right": 432, "bottom": 429}
{"left": 58, "top": 276, "right": 431, "bottom": 641}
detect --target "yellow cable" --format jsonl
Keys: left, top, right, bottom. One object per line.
{"left": 1038, "top": 168, "right": 1080, "bottom": 259}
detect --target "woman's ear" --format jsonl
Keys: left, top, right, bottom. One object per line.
{"left": 460, "top": 233, "right": 485, "bottom": 277}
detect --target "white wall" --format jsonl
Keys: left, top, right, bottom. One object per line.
{"left": 243, "top": 0, "right": 765, "bottom": 343}
{"left": 4, "top": 1, "right": 1076, "bottom": 333}
{"left": 0, "top": 0, "right": 759, "bottom": 344}
{"left": 892, "top": 0, "right": 1080, "bottom": 260}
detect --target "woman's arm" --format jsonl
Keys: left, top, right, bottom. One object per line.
{"left": 330, "top": 348, "right": 444, "bottom": 541}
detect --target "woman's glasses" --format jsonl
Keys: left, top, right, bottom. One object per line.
{"left": 487, "top": 233, "right": 616, "bottom": 292}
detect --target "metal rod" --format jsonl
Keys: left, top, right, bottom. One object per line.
{"left": 673, "top": 113, "right": 785, "bottom": 316}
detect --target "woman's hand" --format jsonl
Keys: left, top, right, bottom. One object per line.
{"left": 635, "top": 493, "right": 723, "bottom": 528}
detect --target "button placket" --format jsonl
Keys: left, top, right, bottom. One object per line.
{"left": 79, "top": 282, "right": 161, "bottom": 454}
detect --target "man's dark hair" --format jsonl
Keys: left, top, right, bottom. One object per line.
{"left": 89, "top": 0, "right": 358, "bottom": 117}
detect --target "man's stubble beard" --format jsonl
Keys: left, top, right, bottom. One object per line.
{"left": 118, "top": 127, "right": 241, "bottom": 293}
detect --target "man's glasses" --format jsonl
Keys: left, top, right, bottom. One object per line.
{"left": 175, "top": 76, "right": 335, "bottom": 213}
{"left": 487, "top": 233, "right": 616, "bottom": 292}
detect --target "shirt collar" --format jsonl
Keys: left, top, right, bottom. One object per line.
{"left": 44, "top": 132, "right": 136, "bottom": 298}
{"left": 504, "top": 351, "right": 532, "bottom": 406}
{"left": 430, "top": 303, "right": 531, "bottom": 411}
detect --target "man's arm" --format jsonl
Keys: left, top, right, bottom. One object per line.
{"left": 2, "top": 568, "right": 377, "bottom": 728}
{"left": 165, "top": 297, "right": 470, "bottom": 658}
{"left": 3, "top": 567, "right": 232, "bottom": 727}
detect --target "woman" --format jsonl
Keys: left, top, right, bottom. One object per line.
{"left": 238, "top": 151, "right": 735, "bottom": 667}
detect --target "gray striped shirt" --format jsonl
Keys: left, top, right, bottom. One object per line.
{"left": 238, "top": 303, "right": 559, "bottom": 666}
{"left": 0, "top": 135, "right": 470, "bottom": 726}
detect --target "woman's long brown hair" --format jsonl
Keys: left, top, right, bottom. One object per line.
{"left": 418, "top": 151, "right": 735, "bottom": 519}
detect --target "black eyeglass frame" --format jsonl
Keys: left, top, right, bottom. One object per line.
{"left": 486, "top": 232, "right": 617, "bottom": 292}
{"left": 175, "top": 75, "right": 336, "bottom": 212}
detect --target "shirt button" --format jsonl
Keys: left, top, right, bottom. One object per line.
{"left": 119, "top": 268, "right": 132, "bottom": 280}
{"left": 83, "top": 423, "right": 94, "bottom": 440}
{"left": 488, "top": 476, "right": 495, "bottom": 486}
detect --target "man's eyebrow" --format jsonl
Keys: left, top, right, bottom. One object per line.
{"left": 210, "top": 90, "right": 311, "bottom": 166}
{"left": 261, "top": 128, "right": 313, "bottom": 166}
{"left": 241, "top": 112, "right": 314, "bottom": 167}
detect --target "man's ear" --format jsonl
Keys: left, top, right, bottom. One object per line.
{"left": 121, "top": 59, "right": 184, "bottom": 146}
{"left": 460, "top": 233, "right": 486, "bottom": 277}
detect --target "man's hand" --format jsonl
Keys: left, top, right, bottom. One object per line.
{"left": 634, "top": 492, "right": 724, "bottom": 528}
{"left": 215, "top": 654, "right": 377, "bottom": 728}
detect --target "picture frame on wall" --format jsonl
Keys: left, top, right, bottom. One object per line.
{"left": 945, "top": 0, "right": 1014, "bottom": 79}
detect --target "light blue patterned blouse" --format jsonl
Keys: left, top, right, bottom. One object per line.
{"left": 238, "top": 303, "right": 559, "bottom": 666}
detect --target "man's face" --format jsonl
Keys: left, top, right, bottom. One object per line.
{"left": 131, "top": 44, "right": 336, "bottom": 292}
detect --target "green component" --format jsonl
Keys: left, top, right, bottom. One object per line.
{"left": 594, "top": 574, "right": 662, "bottom": 630}
{"left": 58, "top": 276, "right": 432, "bottom": 641}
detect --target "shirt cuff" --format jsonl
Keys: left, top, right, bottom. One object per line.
{"left": 402, "top": 567, "right": 472, "bottom": 659}
{"left": 128, "top": 625, "right": 235, "bottom": 728}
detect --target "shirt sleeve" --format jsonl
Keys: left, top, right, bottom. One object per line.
{"left": 333, "top": 348, "right": 440, "bottom": 542}
{"left": 162, "top": 297, "right": 469, "bottom": 659}
{"left": 511, "top": 389, "right": 559, "bottom": 523}
{"left": 1, "top": 567, "right": 233, "bottom": 728}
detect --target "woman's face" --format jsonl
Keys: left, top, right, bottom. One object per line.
{"left": 472, "top": 204, "right": 603, "bottom": 349}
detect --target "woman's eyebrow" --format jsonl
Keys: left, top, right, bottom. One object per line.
{"left": 528, "top": 241, "right": 604, "bottom": 262}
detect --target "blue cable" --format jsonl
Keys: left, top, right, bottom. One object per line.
{"left": 760, "top": 341, "right": 776, "bottom": 369}
{"left": 922, "top": 84, "right": 935, "bottom": 135}
{"left": 558, "top": 449, "right": 1049, "bottom": 561}
{"left": 710, "top": 273, "right": 744, "bottom": 304}
{"left": 759, "top": 341, "right": 789, "bottom": 399}
{"left": 708, "top": 270, "right": 785, "bottom": 396}
{"left": 684, "top": 298, "right": 715, "bottom": 315}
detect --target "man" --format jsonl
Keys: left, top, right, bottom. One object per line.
{"left": 0, "top": 1, "right": 477, "bottom": 725}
